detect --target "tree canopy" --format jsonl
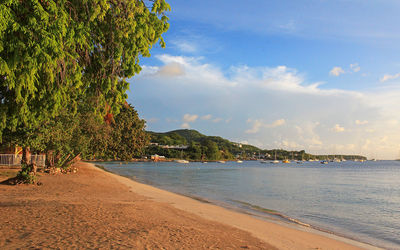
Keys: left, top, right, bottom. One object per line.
{"left": 0, "top": 0, "right": 170, "bottom": 140}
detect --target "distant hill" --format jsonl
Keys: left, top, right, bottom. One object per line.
{"left": 146, "top": 129, "right": 259, "bottom": 160}
{"left": 145, "top": 129, "right": 366, "bottom": 161}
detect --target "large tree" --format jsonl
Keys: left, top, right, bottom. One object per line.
{"left": 0, "top": 0, "right": 170, "bottom": 147}
{"left": 107, "top": 103, "right": 148, "bottom": 160}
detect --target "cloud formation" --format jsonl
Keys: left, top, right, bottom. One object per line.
{"left": 183, "top": 114, "right": 198, "bottom": 123}
{"left": 350, "top": 63, "right": 361, "bottom": 73}
{"left": 245, "top": 119, "right": 286, "bottom": 134}
{"left": 330, "top": 67, "right": 345, "bottom": 76}
{"left": 268, "top": 119, "right": 286, "bottom": 128}
{"left": 201, "top": 114, "right": 212, "bottom": 120}
{"left": 330, "top": 63, "right": 361, "bottom": 77}
{"left": 380, "top": 73, "right": 400, "bottom": 83}
{"left": 355, "top": 120, "right": 368, "bottom": 125}
{"left": 332, "top": 124, "right": 345, "bottom": 132}
{"left": 130, "top": 54, "right": 400, "bottom": 159}
{"left": 157, "top": 62, "right": 185, "bottom": 76}
{"left": 171, "top": 40, "right": 197, "bottom": 53}
{"left": 181, "top": 123, "right": 190, "bottom": 129}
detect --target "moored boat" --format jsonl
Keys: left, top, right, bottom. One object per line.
{"left": 175, "top": 159, "right": 189, "bottom": 164}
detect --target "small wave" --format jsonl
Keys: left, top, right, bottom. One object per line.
{"left": 230, "top": 200, "right": 311, "bottom": 227}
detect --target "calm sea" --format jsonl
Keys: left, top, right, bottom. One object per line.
{"left": 100, "top": 160, "right": 400, "bottom": 249}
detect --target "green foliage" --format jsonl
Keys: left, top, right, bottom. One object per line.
{"left": 108, "top": 104, "right": 149, "bottom": 160}
{"left": 16, "top": 164, "right": 36, "bottom": 184}
{"left": 145, "top": 129, "right": 368, "bottom": 161}
{"left": 202, "top": 139, "right": 220, "bottom": 160}
{"left": 148, "top": 131, "right": 187, "bottom": 145}
{"left": 146, "top": 129, "right": 237, "bottom": 161}
{"left": 0, "top": 0, "right": 170, "bottom": 145}
{"left": 187, "top": 141, "right": 202, "bottom": 160}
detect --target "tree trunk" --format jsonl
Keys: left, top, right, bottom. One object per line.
{"left": 21, "top": 147, "right": 27, "bottom": 165}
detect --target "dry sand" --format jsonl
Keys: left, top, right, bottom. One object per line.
{"left": 0, "top": 162, "right": 380, "bottom": 249}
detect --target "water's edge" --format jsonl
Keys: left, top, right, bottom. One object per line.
{"left": 97, "top": 164, "right": 382, "bottom": 249}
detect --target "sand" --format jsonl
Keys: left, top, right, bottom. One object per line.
{"left": 0, "top": 162, "right": 380, "bottom": 249}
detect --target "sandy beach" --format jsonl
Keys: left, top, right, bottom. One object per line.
{"left": 0, "top": 162, "right": 379, "bottom": 249}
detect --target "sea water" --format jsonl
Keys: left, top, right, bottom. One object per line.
{"left": 100, "top": 160, "right": 400, "bottom": 249}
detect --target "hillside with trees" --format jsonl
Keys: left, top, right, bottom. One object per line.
{"left": 146, "top": 129, "right": 367, "bottom": 161}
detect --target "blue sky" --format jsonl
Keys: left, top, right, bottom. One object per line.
{"left": 127, "top": 0, "right": 400, "bottom": 159}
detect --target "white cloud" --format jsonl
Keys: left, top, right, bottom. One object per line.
{"left": 281, "top": 140, "right": 302, "bottom": 149}
{"left": 212, "top": 118, "right": 223, "bottom": 123}
{"left": 171, "top": 40, "right": 197, "bottom": 53}
{"left": 329, "top": 63, "right": 360, "bottom": 77}
{"left": 355, "top": 120, "right": 368, "bottom": 125}
{"left": 183, "top": 114, "right": 198, "bottom": 123}
{"left": 246, "top": 119, "right": 286, "bottom": 133}
{"left": 380, "top": 73, "right": 400, "bottom": 82}
{"left": 350, "top": 63, "right": 361, "bottom": 72}
{"left": 332, "top": 124, "right": 345, "bottom": 132}
{"left": 267, "top": 119, "right": 286, "bottom": 128}
{"left": 131, "top": 54, "right": 400, "bottom": 159}
{"left": 277, "top": 20, "right": 296, "bottom": 32}
{"left": 330, "top": 67, "right": 345, "bottom": 76}
{"left": 157, "top": 63, "right": 185, "bottom": 76}
{"left": 245, "top": 120, "right": 263, "bottom": 134}
{"left": 201, "top": 114, "right": 212, "bottom": 120}
{"left": 181, "top": 122, "right": 190, "bottom": 129}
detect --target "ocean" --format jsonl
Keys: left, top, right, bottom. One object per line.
{"left": 99, "top": 160, "right": 400, "bottom": 249}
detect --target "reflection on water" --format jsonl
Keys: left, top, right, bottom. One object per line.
{"left": 101, "top": 160, "right": 400, "bottom": 249}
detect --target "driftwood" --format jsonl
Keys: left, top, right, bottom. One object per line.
{"left": 61, "top": 154, "right": 80, "bottom": 173}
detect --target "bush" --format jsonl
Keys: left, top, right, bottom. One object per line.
{"left": 16, "top": 164, "right": 37, "bottom": 184}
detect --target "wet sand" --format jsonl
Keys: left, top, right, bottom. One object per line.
{"left": 0, "top": 162, "right": 379, "bottom": 249}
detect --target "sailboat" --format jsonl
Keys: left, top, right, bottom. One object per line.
{"left": 270, "top": 151, "right": 279, "bottom": 164}
{"left": 320, "top": 156, "right": 329, "bottom": 164}
{"left": 297, "top": 152, "right": 305, "bottom": 164}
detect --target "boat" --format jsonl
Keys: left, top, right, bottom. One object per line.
{"left": 175, "top": 159, "right": 189, "bottom": 164}
{"left": 260, "top": 160, "right": 268, "bottom": 164}
{"left": 282, "top": 159, "right": 290, "bottom": 163}
{"left": 320, "top": 160, "right": 328, "bottom": 164}
{"left": 236, "top": 160, "right": 243, "bottom": 163}
{"left": 218, "top": 160, "right": 226, "bottom": 163}
{"left": 270, "top": 151, "right": 279, "bottom": 163}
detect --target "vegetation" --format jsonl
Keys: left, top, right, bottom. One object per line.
{"left": 0, "top": 0, "right": 170, "bottom": 182}
{"left": 146, "top": 129, "right": 367, "bottom": 161}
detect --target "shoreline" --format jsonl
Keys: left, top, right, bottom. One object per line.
{"left": 1, "top": 161, "right": 272, "bottom": 249}
{"left": 93, "top": 162, "right": 381, "bottom": 249}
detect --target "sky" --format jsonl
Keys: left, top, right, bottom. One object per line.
{"left": 127, "top": 0, "right": 400, "bottom": 159}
